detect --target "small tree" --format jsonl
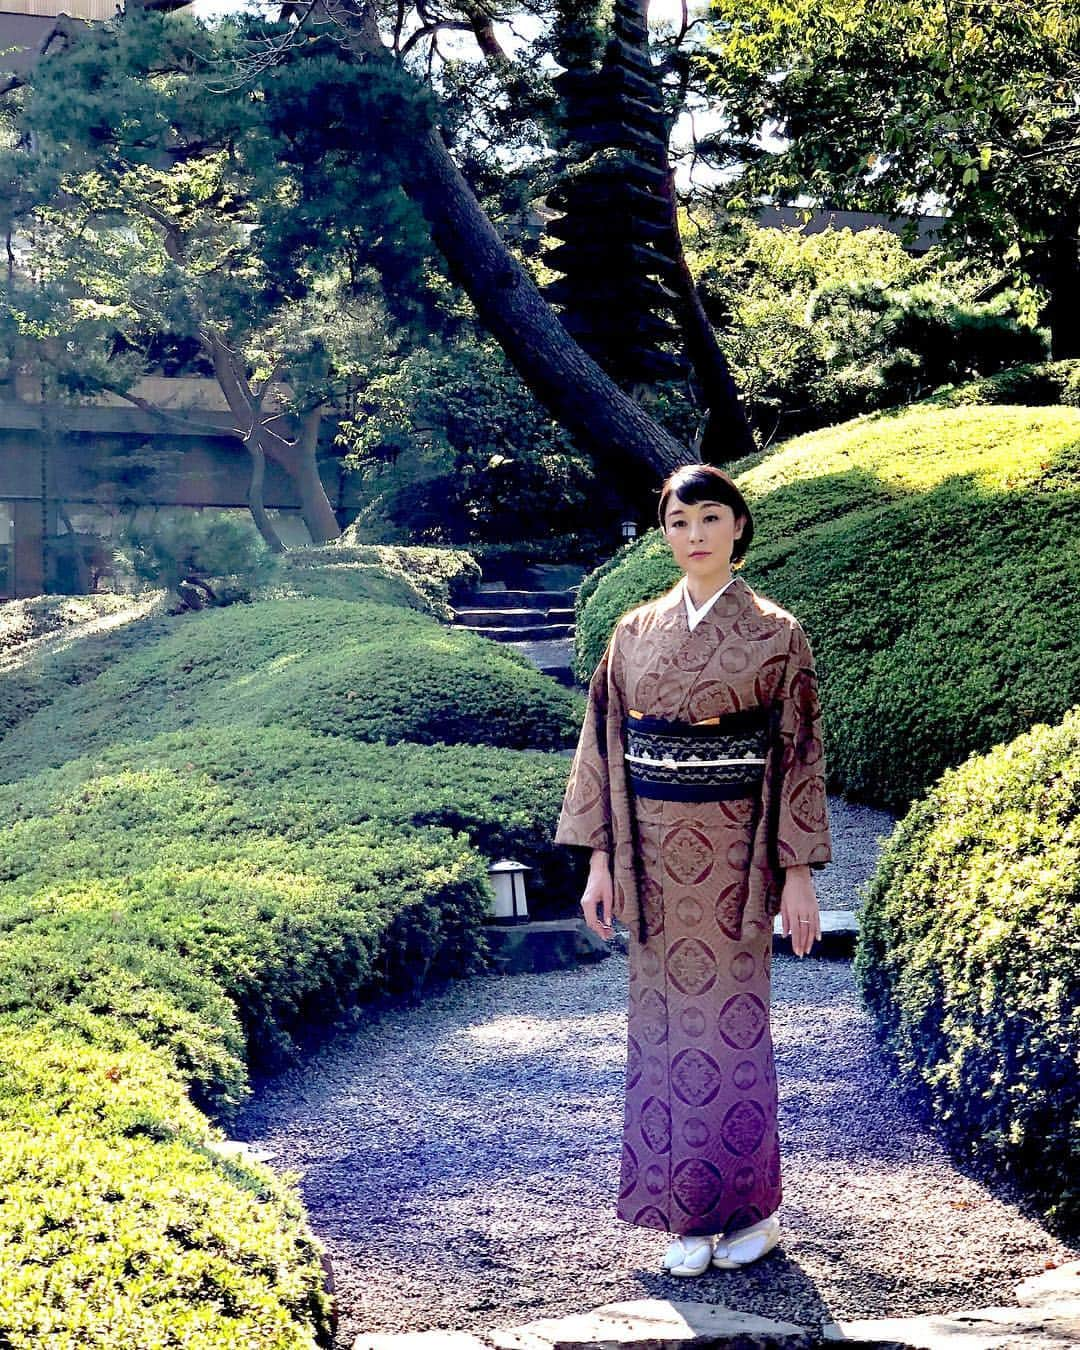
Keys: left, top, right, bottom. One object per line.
{"left": 1, "top": 4, "right": 448, "bottom": 550}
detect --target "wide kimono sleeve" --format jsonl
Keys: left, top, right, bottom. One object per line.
{"left": 773, "top": 619, "right": 833, "bottom": 870}
{"left": 554, "top": 631, "right": 621, "bottom": 853}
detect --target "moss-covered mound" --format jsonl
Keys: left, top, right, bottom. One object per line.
{"left": 854, "top": 708, "right": 1080, "bottom": 1233}
{"left": 261, "top": 540, "right": 481, "bottom": 619}
{"left": 0, "top": 597, "right": 582, "bottom": 783}
{"left": 577, "top": 403, "right": 1080, "bottom": 810}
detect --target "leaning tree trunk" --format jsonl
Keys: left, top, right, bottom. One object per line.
{"left": 245, "top": 434, "right": 287, "bottom": 554}
{"left": 657, "top": 164, "right": 756, "bottom": 462}
{"left": 320, "top": 0, "right": 695, "bottom": 484}
{"left": 268, "top": 406, "right": 342, "bottom": 544}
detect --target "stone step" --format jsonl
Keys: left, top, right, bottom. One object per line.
{"left": 459, "top": 623, "right": 575, "bottom": 642}
{"left": 456, "top": 608, "right": 552, "bottom": 627}
{"left": 468, "top": 588, "right": 579, "bottom": 608}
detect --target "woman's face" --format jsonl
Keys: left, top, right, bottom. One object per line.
{"left": 662, "top": 496, "right": 745, "bottom": 579}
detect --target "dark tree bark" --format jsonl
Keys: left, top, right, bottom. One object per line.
{"left": 656, "top": 173, "right": 755, "bottom": 464}
{"left": 1040, "top": 216, "right": 1080, "bottom": 360}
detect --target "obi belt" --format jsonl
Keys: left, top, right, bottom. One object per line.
{"left": 624, "top": 707, "right": 771, "bottom": 802}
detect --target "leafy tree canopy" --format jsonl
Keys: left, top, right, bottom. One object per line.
{"left": 698, "top": 0, "right": 1080, "bottom": 351}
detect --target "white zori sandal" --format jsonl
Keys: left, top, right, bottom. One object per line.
{"left": 711, "top": 1212, "right": 781, "bottom": 1269}
{"left": 660, "top": 1234, "right": 714, "bottom": 1277}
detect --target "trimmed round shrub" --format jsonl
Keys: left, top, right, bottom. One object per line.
{"left": 0, "top": 756, "right": 491, "bottom": 1116}
{"left": 854, "top": 708, "right": 1080, "bottom": 1234}
{"left": 0, "top": 727, "right": 504, "bottom": 1346}
{"left": 262, "top": 541, "right": 481, "bottom": 619}
{"left": 576, "top": 404, "right": 1080, "bottom": 810}
{"left": 0, "top": 725, "right": 576, "bottom": 922}
{"left": 0, "top": 598, "right": 583, "bottom": 782}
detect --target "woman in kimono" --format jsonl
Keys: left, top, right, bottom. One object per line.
{"left": 555, "top": 463, "right": 832, "bottom": 1278}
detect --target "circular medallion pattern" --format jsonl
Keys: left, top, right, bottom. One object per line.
{"left": 619, "top": 1144, "right": 639, "bottom": 1198}
{"left": 639, "top": 945, "right": 661, "bottom": 979}
{"left": 672, "top": 1158, "right": 724, "bottom": 1216}
{"left": 639, "top": 1096, "right": 672, "bottom": 1155}
{"left": 675, "top": 894, "right": 704, "bottom": 928}
{"left": 662, "top": 825, "right": 715, "bottom": 885}
{"left": 721, "top": 1100, "right": 767, "bottom": 1156}
{"left": 715, "top": 882, "right": 747, "bottom": 939}
{"left": 670, "top": 1048, "right": 724, "bottom": 1106}
{"left": 637, "top": 988, "right": 668, "bottom": 1045}
{"left": 626, "top": 1035, "right": 642, "bottom": 1091}
{"left": 640, "top": 877, "right": 664, "bottom": 937}
{"left": 717, "top": 992, "right": 767, "bottom": 1049}
{"left": 631, "top": 1204, "right": 667, "bottom": 1231}
{"left": 732, "top": 1059, "right": 759, "bottom": 1091}
{"left": 732, "top": 1163, "right": 756, "bottom": 1197}
{"left": 729, "top": 950, "right": 755, "bottom": 983}
{"left": 682, "top": 1117, "right": 710, "bottom": 1149}
{"left": 644, "top": 1162, "right": 666, "bottom": 1196}
{"left": 666, "top": 937, "right": 718, "bottom": 996}
{"left": 725, "top": 838, "right": 751, "bottom": 870}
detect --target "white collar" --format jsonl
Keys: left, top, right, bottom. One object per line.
{"left": 683, "top": 574, "right": 737, "bottom": 629}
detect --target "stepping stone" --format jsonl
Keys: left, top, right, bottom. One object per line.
{"left": 486, "top": 1298, "right": 814, "bottom": 1348}
{"left": 820, "top": 1298, "right": 1080, "bottom": 1346}
{"left": 1015, "top": 1259, "right": 1080, "bottom": 1310}
{"left": 483, "top": 917, "right": 611, "bottom": 973}
{"left": 773, "top": 908, "right": 858, "bottom": 958}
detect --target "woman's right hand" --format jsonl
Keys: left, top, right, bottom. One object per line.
{"left": 581, "top": 849, "right": 614, "bottom": 941}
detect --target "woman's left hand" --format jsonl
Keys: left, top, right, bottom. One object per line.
{"left": 780, "top": 865, "right": 821, "bottom": 958}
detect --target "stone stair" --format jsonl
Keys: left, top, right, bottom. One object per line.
{"left": 454, "top": 586, "right": 577, "bottom": 644}
{"left": 453, "top": 566, "right": 587, "bottom": 689}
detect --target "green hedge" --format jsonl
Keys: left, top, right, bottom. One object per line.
{"left": 261, "top": 540, "right": 481, "bottom": 619}
{"left": 0, "top": 597, "right": 582, "bottom": 783}
{"left": 931, "top": 358, "right": 1080, "bottom": 410}
{"left": 0, "top": 549, "right": 580, "bottom": 1341}
{"left": 576, "top": 403, "right": 1080, "bottom": 810}
{"left": 0, "top": 1020, "right": 333, "bottom": 1347}
{"left": 0, "top": 725, "right": 521, "bottom": 1345}
{"left": 0, "top": 725, "right": 575, "bottom": 926}
{"left": 0, "top": 741, "right": 494, "bottom": 1116}
{"left": 0, "top": 596, "right": 176, "bottom": 744}
{"left": 0, "top": 545, "right": 481, "bottom": 745}
{"left": 854, "top": 708, "right": 1080, "bottom": 1233}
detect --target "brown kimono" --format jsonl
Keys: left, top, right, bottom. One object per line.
{"left": 555, "top": 574, "right": 832, "bottom": 1238}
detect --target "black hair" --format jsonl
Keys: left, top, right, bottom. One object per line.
{"left": 657, "top": 464, "right": 754, "bottom": 564}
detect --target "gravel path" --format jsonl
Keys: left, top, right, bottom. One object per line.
{"left": 231, "top": 795, "right": 1077, "bottom": 1347}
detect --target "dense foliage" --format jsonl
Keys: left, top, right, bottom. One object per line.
{"left": 854, "top": 708, "right": 1080, "bottom": 1233}
{"left": 699, "top": 0, "right": 1080, "bottom": 357}
{"left": 576, "top": 403, "right": 1080, "bottom": 810}
{"left": 0, "top": 733, "right": 493, "bottom": 1345}
{"left": 0, "top": 544, "right": 481, "bottom": 738}
{"left": 0, "top": 544, "right": 579, "bottom": 1342}
{"left": 687, "top": 220, "right": 1047, "bottom": 439}
{"left": 262, "top": 538, "right": 482, "bottom": 618}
